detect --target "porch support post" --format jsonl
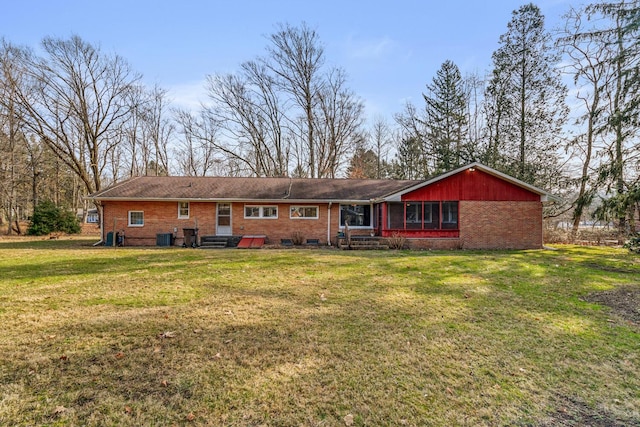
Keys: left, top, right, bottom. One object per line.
{"left": 403, "top": 202, "right": 406, "bottom": 229}
{"left": 381, "top": 202, "right": 388, "bottom": 235}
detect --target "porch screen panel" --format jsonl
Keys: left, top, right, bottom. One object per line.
{"left": 405, "top": 202, "right": 422, "bottom": 229}
{"left": 424, "top": 202, "right": 439, "bottom": 229}
{"left": 388, "top": 203, "right": 404, "bottom": 229}
{"left": 441, "top": 201, "right": 458, "bottom": 229}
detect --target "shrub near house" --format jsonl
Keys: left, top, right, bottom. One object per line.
{"left": 28, "top": 201, "right": 81, "bottom": 236}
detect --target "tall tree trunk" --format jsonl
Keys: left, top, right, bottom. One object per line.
{"left": 307, "top": 101, "right": 315, "bottom": 178}
{"left": 613, "top": 26, "right": 626, "bottom": 244}
{"left": 12, "top": 206, "right": 22, "bottom": 235}
{"left": 519, "top": 48, "right": 527, "bottom": 179}
{"left": 570, "top": 91, "right": 598, "bottom": 241}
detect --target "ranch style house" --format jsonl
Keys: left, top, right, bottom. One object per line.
{"left": 88, "top": 162, "right": 557, "bottom": 250}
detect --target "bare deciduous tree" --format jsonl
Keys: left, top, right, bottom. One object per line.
{"left": 0, "top": 39, "right": 31, "bottom": 234}
{"left": 205, "top": 60, "right": 290, "bottom": 177}
{"left": 266, "top": 22, "right": 325, "bottom": 177}
{"left": 314, "top": 68, "right": 364, "bottom": 178}
{"left": 586, "top": 1, "right": 640, "bottom": 240}
{"left": 13, "top": 35, "right": 142, "bottom": 197}
{"left": 174, "top": 108, "right": 225, "bottom": 176}
{"left": 369, "top": 116, "right": 393, "bottom": 179}
{"left": 144, "top": 84, "right": 173, "bottom": 176}
{"left": 178, "top": 23, "right": 363, "bottom": 178}
{"left": 557, "top": 6, "right": 616, "bottom": 240}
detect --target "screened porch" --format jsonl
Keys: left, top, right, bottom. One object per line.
{"left": 380, "top": 201, "right": 460, "bottom": 238}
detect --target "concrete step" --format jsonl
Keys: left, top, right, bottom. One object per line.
{"left": 199, "top": 242, "right": 228, "bottom": 249}
{"left": 350, "top": 240, "right": 381, "bottom": 245}
{"left": 338, "top": 237, "right": 389, "bottom": 250}
{"left": 339, "top": 244, "right": 389, "bottom": 250}
{"left": 201, "top": 237, "right": 228, "bottom": 243}
{"left": 200, "top": 235, "right": 230, "bottom": 248}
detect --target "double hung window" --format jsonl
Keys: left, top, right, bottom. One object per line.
{"left": 244, "top": 205, "right": 278, "bottom": 219}
{"left": 290, "top": 206, "right": 318, "bottom": 219}
{"left": 128, "top": 211, "right": 144, "bottom": 227}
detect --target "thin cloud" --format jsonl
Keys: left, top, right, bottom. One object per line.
{"left": 167, "top": 80, "right": 208, "bottom": 111}
{"left": 345, "top": 35, "right": 397, "bottom": 60}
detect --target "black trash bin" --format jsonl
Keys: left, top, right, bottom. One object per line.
{"left": 116, "top": 231, "right": 125, "bottom": 247}
{"left": 183, "top": 228, "right": 198, "bottom": 248}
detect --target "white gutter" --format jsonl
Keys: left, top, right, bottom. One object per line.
{"left": 101, "top": 206, "right": 104, "bottom": 243}
{"left": 90, "top": 197, "right": 373, "bottom": 204}
{"left": 94, "top": 203, "right": 104, "bottom": 246}
{"left": 327, "top": 202, "right": 332, "bottom": 246}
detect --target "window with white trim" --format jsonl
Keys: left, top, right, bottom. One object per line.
{"left": 128, "top": 211, "right": 144, "bottom": 227}
{"left": 244, "top": 205, "right": 278, "bottom": 219}
{"left": 178, "top": 202, "right": 190, "bottom": 219}
{"left": 290, "top": 206, "right": 318, "bottom": 219}
{"left": 339, "top": 204, "right": 372, "bottom": 228}
{"left": 263, "top": 206, "right": 277, "bottom": 218}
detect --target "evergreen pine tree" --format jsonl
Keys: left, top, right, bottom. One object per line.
{"left": 392, "top": 137, "right": 428, "bottom": 180}
{"left": 423, "top": 60, "right": 469, "bottom": 174}
{"left": 586, "top": 0, "right": 640, "bottom": 239}
{"left": 486, "top": 3, "right": 568, "bottom": 186}
{"left": 27, "top": 200, "right": 80, "bottom": 236}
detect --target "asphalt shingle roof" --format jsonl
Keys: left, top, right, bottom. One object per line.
{"left": 89, "top": 176, "right": 422, "bottom": 202}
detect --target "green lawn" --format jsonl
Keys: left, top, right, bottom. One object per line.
{"left": 0, "top": 239, "right": 638, "bottom": 426}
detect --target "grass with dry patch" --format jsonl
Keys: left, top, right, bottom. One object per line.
{"left": 0, "top": 239, "right": 638, "bottom": 426}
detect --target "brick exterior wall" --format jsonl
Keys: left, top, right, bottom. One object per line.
{"left": 102, "top": 201, "right": 216, "bottom": 246}
{"left": 459, "top": 200, "right": 543, "bottom": 249}
{"left": 404, "top": 238, "right": 462, "bottom": 250}
{"left": 102, "top": 199, "right": 543, "bottom": 249}
{"left": 232, "top": 203, "right": 342, "bottom": 245}
{"left": 102, "top": 201, "right": 347, "bottom": 246}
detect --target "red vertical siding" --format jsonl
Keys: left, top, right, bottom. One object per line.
{"left": 402, "top": 169, "right": 540, "bottom": 201}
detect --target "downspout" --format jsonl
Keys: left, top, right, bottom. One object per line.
{"left": 540, "top": 200, "right": 545, "bottom": 249}
{"left": 283, "top": 178, "right": 292, "bottom": 199}
{"left": 100, "top": 204, "right": 104, "bottom": 243}
{"left": 195, "top": 217, "right": 199, "bottom": 247}
{"left": 92, "top": 199, "right": 105, "bottom": 246}
{"left": 327, "top": 202, "right": 332, "bottom": 246}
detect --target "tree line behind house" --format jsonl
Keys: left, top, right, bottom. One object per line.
{"left": 0, "top": 1, "right": 638, "bottom": 241}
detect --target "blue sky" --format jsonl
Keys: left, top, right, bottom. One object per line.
{"left": 2, "top": 0, "right": 576, "bottom": 123}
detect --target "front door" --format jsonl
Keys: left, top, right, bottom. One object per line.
{"left": 217, "top": 203, "right": 232, "bottom": 235}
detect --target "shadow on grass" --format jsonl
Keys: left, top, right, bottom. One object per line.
{"left": 0, "top": 237, "right": 99, "bottom": 249}
{"left": 1, "top": 245, "right": 638, "bottom": 425}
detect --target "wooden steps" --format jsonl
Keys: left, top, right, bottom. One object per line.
{"left": 199, "top": 235, "right": 242, "bottom": 249}
{"left": 338, "top": 236, "right": 389, "bottom": 250}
